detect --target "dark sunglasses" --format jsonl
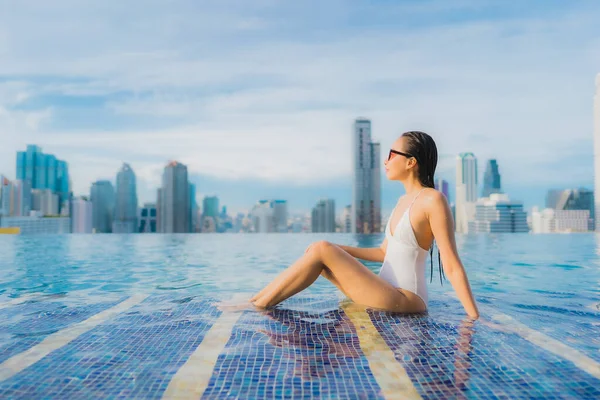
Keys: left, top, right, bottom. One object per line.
{"left": 387, "top": 149, "right": 413, "bottom": 161}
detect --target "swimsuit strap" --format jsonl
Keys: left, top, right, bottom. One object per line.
{"left": 408, "top": 188, "right": 426, "bottom": 208}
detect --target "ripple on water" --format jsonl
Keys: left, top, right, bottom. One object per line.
{"left": 549, "top": 263, "right": 582, "bottom": 270}
{"left": 156, "top": 282, "right": 203, "bottom": 291}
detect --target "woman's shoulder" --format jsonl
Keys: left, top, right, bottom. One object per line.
{"left": 422, "top": 188, "right": 450, "bottom": 212}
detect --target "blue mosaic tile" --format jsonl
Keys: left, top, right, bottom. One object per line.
{"left": 0, "top": 295, "right": 220, "bottom": 399}
{"left": 0, "top": 297, "right": 125, "bottom": 364}
{"left": 369, "top": 299, "right": 600, "bottom": 400}
{"left": 202, "top": 296, "right": 383, "bottom": 399}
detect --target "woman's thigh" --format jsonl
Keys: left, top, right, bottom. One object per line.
{"left": 315, "top": 241, "right": 424, "bottom": 313}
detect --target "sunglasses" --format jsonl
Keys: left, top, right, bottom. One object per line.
{"left": 387, "top": 149, "right": 414, "bottom": 161}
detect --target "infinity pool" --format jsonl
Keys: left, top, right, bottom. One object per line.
{"left": 0, "top": 234, "right": 599, "bottom": 399}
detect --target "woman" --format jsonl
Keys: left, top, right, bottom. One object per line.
{"left": 250, "top": 131, "right": 479, "bottom": 319}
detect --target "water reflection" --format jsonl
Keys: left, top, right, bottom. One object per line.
{"left": 257, "top": 301, "right": 476, "bottom": 396}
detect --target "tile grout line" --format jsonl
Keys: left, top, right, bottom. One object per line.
{"left": 445, "top": 291, "right": 600, "bottom": 380}
{"left": 0, "top": 294, "right": 148, "bottom": 382}
{"left": 489, "top": 313, "right": 600, "bottom": 380}
{"left": 162, "top": 310, "right": 242, "bottom": 400}
{"left": 342, "top": 303, "right": 422, "bottom": 400}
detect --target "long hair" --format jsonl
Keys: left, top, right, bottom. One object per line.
{"left": 401, "top": 131, "right": 446, "bottom": 285}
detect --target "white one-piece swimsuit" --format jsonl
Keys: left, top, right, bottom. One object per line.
{"left": 378, "top": 189, "right": 429, "bottom": 306}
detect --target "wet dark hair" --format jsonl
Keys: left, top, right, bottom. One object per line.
{"left": 401, "top": 131, "right": 446, "bottom": 285}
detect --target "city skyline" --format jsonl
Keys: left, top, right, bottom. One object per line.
{"left": 0, "top": 2, "right": 597, "bottom": 217}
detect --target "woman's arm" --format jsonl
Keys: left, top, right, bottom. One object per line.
{"left": 428, "top": 191, "right": 479, "bottom": 319}
{"left": 337, "top": 244, "right": 385, "bottom": 263}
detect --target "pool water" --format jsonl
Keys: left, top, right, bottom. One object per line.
{"left": 0, "top": 234, "right": 599, "bottom": 399}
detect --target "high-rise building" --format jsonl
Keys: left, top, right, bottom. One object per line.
{"left": 113, "top": 163, "right": 138, "bottom": 233}
{"left": 16, "top": 145, "right": 70, "bottom": 209}
{"left": 90, "top": 180, "right": 115, "bottom": 233}
{"left": 189, "top": 183, "right": 198, "bottom": 233}
{"left": 545, "top": 188, "right": 594, "bottom": 231}
{"left": 272, "top": 200, "right": 288, "bottom": 233}
{"left": 311, "top": 199, "right": 335, "bottom": 233}
{"left": 468, "top": 193, "right": 528, "bottom": 233}
{"left": 200, "top": 196, "right": 219, "bottom": 233}
{"left": 594, "top": 74, "right": 600, "bottom": 231}
{"left": 0, "top": 215, "right": 71, "bottom": 234}
{"left": 435, "top": 179, "right": 450, "bottom": 200}
{"left": 203, "top": 196, "right": 219, "bottom": 218}
{"left": 251, "top": 200, "right": 275, "bottom": 233}
{"left": 482, "top": 159, "right": 502, "bottom": 197}
{"left": 531, "top": 207, "right": 591, "bottom": 233}
{"left": 342, "top": 205, "right": 352, "bottom": 233}
{"left": 352, "top": 118, "right": 381, "bottom": 234}
{"left": 71, "top": 197, "right": 93, "bottom": 234}
{"left": 0, "top": 178, "right": 31, "bottom": 217}
{"left": 31, "top": 189, "right": 59, "bottom": 216}
{"left": 158, "top": 161, "right": 190, "bottom": 233}
{"left": 139, "top": 203, "right": 157, "bottom": 233}
{"left": 455, "top": 153, "right": 478, "bottom": 233}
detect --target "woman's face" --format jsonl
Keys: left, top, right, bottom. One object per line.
{"left": 384, "top": 136, "right": 416, "bottom": 181}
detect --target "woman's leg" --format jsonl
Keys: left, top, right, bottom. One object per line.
{"left": 252, "top": 241, "right": 424, "bottom": 312}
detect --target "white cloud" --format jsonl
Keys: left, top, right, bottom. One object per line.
{"left": 0, "top": 1, "right": 598, "bottom": 203}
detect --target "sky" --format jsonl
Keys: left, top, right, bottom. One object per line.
{"left": 0, "top": 0, "right": 598, "bottom": 216}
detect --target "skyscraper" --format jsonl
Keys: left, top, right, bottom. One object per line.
{"left": 139, "top": 203, "right": 157, "bottom": 233}
{"left": 594, "top": 73, "right": 600, "bottom": 231}
{"left": 159, "top": 161, "right": 190, "bottom": 233}
{"left": 16, "top": 145, "right": 70, "bottom": 209}
{"left": 272, "top": 200, "right": 288, "bottom": 233}
{"left": 90, "top": 180, "right": 115, "bottom": 233}
{"left": 342, "top": 205, "right": 352, "bottom": 233}
{"left": 203, "top": 196, "right": 219, "bottom": 218}
{"left": 468, "top": 193, "right": 528, "bottom": 233}
{"left": 71, "top": 197, "right": 93, "bottom": 233}
{"left": 482, "top": 159, "right": 502, "bottom": 197}
{"left": 113, "top": 163, "right": 138, "bottom": 233}
{"left": 311, "top": 199, "right": 336, "bottom": 233}
{"left": 201, "top": 196, "right": 219, "bottom": 232}
{"left": 251, "top": 200, "right": 274, "bottom": 233}
{"left": 31, "top": 189, "right": 59, "bottom": 216}
{"left": 189, "top": 183, "right": 198, "bottom": 233}
{"left": 455, "top": 153, "right": 478, "bottom": 233}
{"left": 352, "top": 118, "right": 381, "bottom": 234}
{"left": 545, "top": 188, "right": 595, "bottom": 231}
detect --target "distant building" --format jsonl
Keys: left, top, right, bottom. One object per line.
{"left": 468, "top": 193, "right": 528, "bottom": 233}
{"left": 594, "top": 73, "right": 600, "bottom": 231}
{"left": 482, "top": 159, "right": 502, "bottom": 198}
{"left": 353, "top": 118, "right": 381, "bottom": 233}
{"left": 139, "top": 203, "right": 157, "bottom": 233}
{"left": 456, "top": 153, "right": 478, "bottom": 233}
{"left": 189, "top": 183, "right": 198, "bottom": 233}
{"left": 90, "top": 180, "right": 115, "bottom": 233}
{"left": 158, "top": 161, "right": 190, "bottom": 233}
{"left": 532, "top": 207, "right": 592, "bottom": 233}
{"left": 0, "top": 177, "right": 31, "bottom": 217}
{"left": 203, "top": 196, "right": 219, "bottom": 218}
{"left": 16, "top": 145, "right": 70, "bottom": 210}
{"left": 341, "top": 205, "right": 352, "bottom": 233}
{"left": 31, "top": 189, "right": 59, "bottom": 216}
{"left": 435, "top": 179, "right": 450, "bottom": 200}
{"left": 311, "top": 199, "right": 335, "bottom": 233}
{"left": 71, "top": 197, "right": 93, "bottom": 233}
{"left": 113, "top": 164, "right": 138, "bottom": 233}
{"left": 0, "top": 215, "right": 71, "bottom": 234}
{"left": 272, "top": 200, "right": 288, "bottom": 233}
{"left": 251, "top": 200, "right": 275, "bottom": 233}
{"left": 545, "top": 188, "right": 594, "bottom": 231}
